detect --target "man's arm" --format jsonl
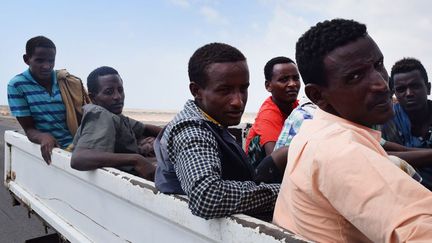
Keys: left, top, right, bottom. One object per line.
{"left": 254, "top": 146, "right": 288, "bottom": 184}
{"left": 170, "top": 121, "right": 279, "bottom": 219}
{"left": 383, "top": 141, "right": 432, "bottom": 167}
{"left": 143, "top": 124, "right": 162, "bottom": 137}
{"left": 270, "top": 145, "right": 289, "bottom": 172}
{"left": 263, "top": 141, "right": 276, "bottom": 156}
{"left": 71, "top": 148, "right": 155, "bottom": 180}
{"left": 317, "top": 142, "right": 432, "bottom": 242}
{"left": 387, "top": 150, "right": 432, "bottom": 167}
{"left": 17, "top": 116, "right": 59, "bottom": 164}
{"left": 71, "top": 107, "right": 156, "bottom": 180}
{"left": 129, "top": 117, "right": 162, "bottom": 138}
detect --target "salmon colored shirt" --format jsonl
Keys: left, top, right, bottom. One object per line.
{"left": 273, "top": 108, "right": 432, "bottom": 242}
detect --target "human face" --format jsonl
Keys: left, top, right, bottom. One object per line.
{"left": 319, "top": 35, "right": 393, "bottom": 126}
{"left": 91, "top": 74, "right": 125, "bottom": 115}
{"left": 24, "top": 47, "right": 56, "bottom": 83}
{"left": 393, "top": 70, "right": 430, "bottom": 113}
{"left": 194, "top": 61, "right": 249, "bottom": 127}
{"left": 266, "top": 63, "right": 300, "bottom": 104}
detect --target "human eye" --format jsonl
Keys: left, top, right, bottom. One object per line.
{"left": 346, "top": 72, "right": 363, "bottom": 83}
{"left": 395, "top": 86, "right": 405, "bottom": 93}
{"left": 240, "top": 84, "right": 249, "bottom": 93}
{"left": 411, "top": 83, "right": 421, "bottom": 89}
{"left": 103, "top": 88, "right": 114, "bottom": 95}
{"left": 278, "top": 76, "right": 289, "bottom": 83}
{"left": 216, "top": 87, "right": 230, "bottom": 95}
{"left": 374, "top": 59, "right": 384, "bottom": 69}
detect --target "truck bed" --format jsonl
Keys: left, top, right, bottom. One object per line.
{"left": 4, "top": 130, "right": 309, "bottom": 243}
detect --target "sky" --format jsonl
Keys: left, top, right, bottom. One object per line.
{"left": 1, "top": 0, "right": 431, "bottom": 112}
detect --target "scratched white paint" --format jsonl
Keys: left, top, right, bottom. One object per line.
{"left": 4, "top": 131, "right": 310, "bottom": 243}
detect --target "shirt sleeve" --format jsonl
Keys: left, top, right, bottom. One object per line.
{"left": 169, "top": 120, "right": 280, "bottom": 219}
{"left": 7, "top": 83, "right": 31, "bottom": 117}
{"left": 275, "top": 108, "right": 311, "bottom": 150}
{"left": 254, "top": 108, "right": 283, "bottom": 146}
{"left": 74, "top": 109, "right": 117, "bottom": 152}
{"left": 317, "top": 141, "right": 432, "bottom": 242}
{"left": 128, "top": 117, "right": 146, "bottom": 139}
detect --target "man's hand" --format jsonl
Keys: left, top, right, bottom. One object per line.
{"left": 16, "top": 116, "right": 59, "bottom": 165}
{"left": 39, "top": 133, "right": 59, "bottom": 164}
{"left": 137, "top": 136, "right": 156, "bottom": 157}
{"left": 134, "top": 155, "right": 156, "bottom": 181}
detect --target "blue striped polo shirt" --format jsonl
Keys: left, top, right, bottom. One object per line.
{"left": 7, "top": 69, "right": 72, "bottom": 148}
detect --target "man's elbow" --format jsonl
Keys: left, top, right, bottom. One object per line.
{"left": 70, "top": 153, "right": 88, "bottom": 171}
{"left": 189, "top": 203, "right": 218, "bottom": 220}
{"left": 187, "top": 190, "right": 226, "bottom": 220}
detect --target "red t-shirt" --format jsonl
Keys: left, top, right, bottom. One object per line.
{"left": 245, "top": 96, "right": 299, "bottom": 153}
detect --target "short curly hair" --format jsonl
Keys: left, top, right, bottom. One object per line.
{"left": 296, "top": 19, "right": 367, "bottom": 86}
{"left": 26, "top": 36, "right": 56, "bottom": 57}
{"left": 390, "top": 58, "right": 428, "bottom": 89}
{"left": 87, "top": 66, "right": 120, "bottom": 94}
{"left": 188, "top": 42, "right": 246, "bottom": 87}
{"left": 264, "top": 56, "right": 295, "bottom": 81}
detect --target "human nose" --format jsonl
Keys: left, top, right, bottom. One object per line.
{"left": 41, "top": 62, "right": 51, "bottom": 70}
{"left": 230, "top": 91, "right": 246, "bottom": 108}
{"left": 370, "top": 71, "right": 389, "bottom": 92}
{"left": 287, "top": 79, "right": 298, "bottom": 87}
{"left": 113, "top": 90, "right": 122, "bottom": 101}
{"left": 405, "top": 87, "right": 414, "bottom": 97}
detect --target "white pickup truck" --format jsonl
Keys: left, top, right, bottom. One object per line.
{"left": 4, "top": 130, "right": 309, "bottom": 243}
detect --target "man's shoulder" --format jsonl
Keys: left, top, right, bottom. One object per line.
{"left": 166, "top": 112, "right": 204, "bottom": 136}
{"left": 8, "top": 72, "right": 28, "bottom": 87}
{"left": 260, "top": 96, "right": 280, "bottom": 111}
{"left": 256, "top": 97, "right": 283, "bottom": 121}
{"left": 82, "top": 104, "right": 120, "bottom": 122}
{"left": 301, "top": 119, "right": 378, "bottom": 154}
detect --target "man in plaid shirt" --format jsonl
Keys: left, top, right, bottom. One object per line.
{"left": 154, "top": 43, "right": 280, "bottom": 219}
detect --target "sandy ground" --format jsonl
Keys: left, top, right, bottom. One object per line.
{"left": 0, "top": 105, "right": 257, "bottom": 126}
{"left": 0, "top": 116, "right": 56, "bottom": 242}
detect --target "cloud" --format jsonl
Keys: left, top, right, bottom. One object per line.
{"left": 199, "top": 5, "right": 229, "bottom": 25}
{"left": 234, "top": 0, "right": 432, "bottom": 111}
{"left": 169, "top": 0, "right": 190, "bottom": 8}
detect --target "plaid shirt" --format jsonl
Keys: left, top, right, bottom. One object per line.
{"left": 161, "top": 100, "right": 279, "bottom": 219}
{"left": 274, "top": 100, "right": 316, "bottom": 150}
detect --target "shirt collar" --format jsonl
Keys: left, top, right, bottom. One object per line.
{"left": 315, "top": 108, "right": 382, "bottom": 142}
{"left": 186, "top": 100, "right": 223, "bottom": 127}
{"left": 23, "top": 68, "right": 57, "bottom": 85}
{"left": 199, "top": 109, "right": 222, "bottom": 127}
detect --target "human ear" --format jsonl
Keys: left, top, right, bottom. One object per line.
{"left": 23, "top": 54, "right": 29, "bottom": 65}
{"left": 88, "top": 92, "right": 96, "bottom": 104}
{"left": 189, "top": 82, "right": 202, "bottom": 100}
{"left": 265, "top": 80, "right": 273, "bottom": 92}
{"left": 427, "top": 82, "right": 431, "bottom": 95}
{"left": 305, "top": 84, "right": 328, "bottom": 109}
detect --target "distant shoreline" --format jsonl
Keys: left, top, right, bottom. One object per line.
{"left": 0, "top": 105, "right": 256, "bottom": 126}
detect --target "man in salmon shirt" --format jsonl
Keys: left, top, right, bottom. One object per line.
{"left": 273, "top": 18, "right": 432, "bottom": 242}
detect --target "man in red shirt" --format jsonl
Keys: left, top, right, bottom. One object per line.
{"left": 245, "top": 56, "right": 300, "bottom": 167}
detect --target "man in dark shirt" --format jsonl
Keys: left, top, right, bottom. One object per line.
{"left": 71, "top": 66, "right": 161, "bottom": 180}
{"left": 382, "top": 58, "right": 432, "bottom": 189}
{"left": 154, "top": 43, "right": 279, "bottom": 219}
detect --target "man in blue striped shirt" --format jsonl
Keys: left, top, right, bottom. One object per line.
{"left": 7, "top": 36, "right": 72, "bottom": 164}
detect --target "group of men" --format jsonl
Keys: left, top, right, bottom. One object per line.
{"left": 7, "top": 18, "right": 432, "bottom": 242}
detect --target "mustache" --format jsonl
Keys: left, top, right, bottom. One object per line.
{"left": 370, "top": 92, "right": 391, "bottom": 107}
